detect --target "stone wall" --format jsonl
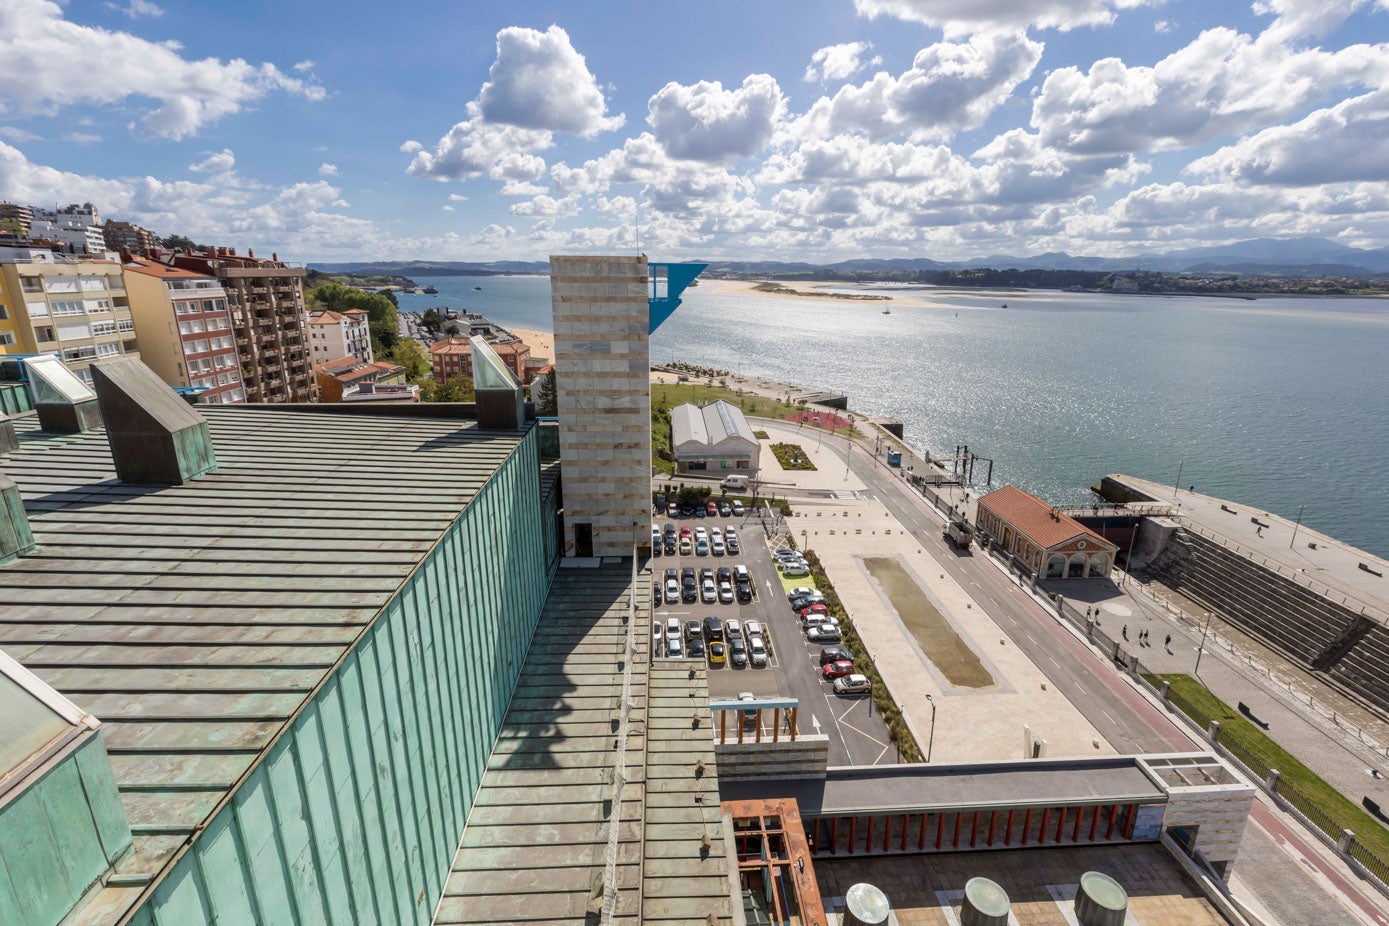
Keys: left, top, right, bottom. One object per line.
{"left": 714, "top": 735, "right": 831, "bottom": 781}
{"left": 551, "top": 255, "right": 652, "bottom": 557}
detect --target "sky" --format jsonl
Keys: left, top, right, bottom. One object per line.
{"left": 1, "top": 0, "right": 1388, "bottom": 264}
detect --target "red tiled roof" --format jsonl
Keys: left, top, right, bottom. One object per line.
{"left": 429, "top": 337, "right": 472, "bottom": 356}
{"left": 122, "top": 259, "right": 212, "bottom": 280}
{"left": 978, "top": 485, "right": 1116, "bottom": 551}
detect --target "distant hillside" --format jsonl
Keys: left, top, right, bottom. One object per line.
{"left": 311, "top": 260, "right": 549, "bottom": 276}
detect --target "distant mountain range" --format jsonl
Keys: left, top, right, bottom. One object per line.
{"left": 313, "top": 238, "right": 1389, "bottom": 279}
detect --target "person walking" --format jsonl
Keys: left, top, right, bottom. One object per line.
{"left": 1123, "top": 624, "right": 1129, "bottom": 640}
{"left": 1165, "top": 633, "right": 1172, "bottom": 650}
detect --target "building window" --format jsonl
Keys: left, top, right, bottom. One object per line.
{"left": 21, "top": 277, "right": 43, "bottom": 293}
{"left": 0, "top": 332, "right": 14, "bottom": 346}
{"left": 51, "top": 300, "right": 85, "bottom": 316}
{"left": 0, "top": 305, "right": 7, "bottom": 320}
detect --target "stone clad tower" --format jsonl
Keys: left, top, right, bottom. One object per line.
{"left": 550, "top": 256, "right": 652, "bottom": 558}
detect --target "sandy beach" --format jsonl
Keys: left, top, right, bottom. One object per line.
{"left": 508, "top": 326, "right": 554, "bottom": 364}
{"left": 697, "top": 276, "right": 953, "bottom": 308}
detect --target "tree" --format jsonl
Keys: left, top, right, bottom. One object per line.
{"left": 534, "top": 368, "right": 558, "bottom": 416}
{"left": 421, "top": 308, "right": 443, "bottom": 328}
{"left": 162, "top": 233, "right": 203, "bottom": 250}
{"left": 389, "top": 338, "right": 431, "bottom": 383}
{"left": 420, "top": 374, "right": 475, "bottom": 403}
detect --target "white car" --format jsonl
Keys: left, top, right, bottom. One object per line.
{"left": 695, "top": 527, "right": 709, "bottom": 542}
{"left": 787, "top": 587, "right": 816, "bottom": 601}
{"left": 667, "top": 637, "right": 683, "bottom": 659}
{"left": 749, "top": 637, "right": 768, "bottom": 667}
{"left": 710, "top": 527, "right": 723, "bottom": 541}
{"left": 781, "top": 562, "right": 811, "bottom": 578}
{"left": 726, "top": 618, "right": 743, "bottom": 639}
{"left": 666, "top": 617, "right": 681, "bottom": 644}
{"left": 731, "top": 501, "right": 745, "bottom": 516}
{"left": 744, "top": 620, "right": 763, "bottom": 638}
{"left": 833, "top": 674, "right": 871, "bottom": 695}
{"left": 711, "top": 538, "right": 726, "bottom": 556}
{"left": 652, "top": 621, "right": 662, "bottom": 655}
{"left": 718, "top": 581, "right": 734, "bottom": 604}
{"left": 701, "top": 579, "right": 717, "bottom": 603}
{"left": 807, "top": 623, "right": 842, "bottom": 642}
{"left": 665, "top": 578, "right": 680, "bottom": 600}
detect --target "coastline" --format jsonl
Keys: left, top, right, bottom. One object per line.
{"left": 508, "top": 326, "right": 554, "bottom": 364}
{"left": 698, "top": 277, "right": 954, "bottom": 308}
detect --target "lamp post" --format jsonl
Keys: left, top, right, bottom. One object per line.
{"left": 1173, "top": 459, "right": 1184, "bottom": 499}
{"left": 1195, "top": 611, "right": 1214, "bottom": 677}
{"left": 925, "top": 694, "right": 936, "bottom": 762}
{"left": 801, "top": 529, "right": 809, "bottom": 557}
{"left": 1289, "top": 504, "right": 1305, "bottom": 549}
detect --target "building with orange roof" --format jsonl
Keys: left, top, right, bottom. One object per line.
{"left": 122, "top": 257, "right": 245, "bottom": 403}
{"left": 313, "top": 355, "right": 417, "bottom": 403}
{"left": 429, "top": 335, "right": 531, "bottom": 384}
{"left": 976, "top": 484, "right": 1118, "bottom": 579}
{"left": 308, "top": 308, "right": 372, "bottom": 365}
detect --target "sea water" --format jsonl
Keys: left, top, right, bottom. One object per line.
{"left": 397, "top": 276, "right": 1389, "bottom": 557}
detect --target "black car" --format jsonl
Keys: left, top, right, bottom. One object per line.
{"left": 680, "top": 505, "right": 695, "bottom": 517}
{"left": 653, "top": 582, "right": 662, "bottom": 607}
{"left": 716, "top": 566, "right": 732, "bottom": 583}
{"left": 682, "top": 583, "right": 698, "bottom": 604}
{"left": 663, "top": 538, "right": 676, "bottom": 555}
{"left": 729, "top": 638, "right": 748, "bottom": 667}
{"left": 664, "top": 522, "right": 677, "bottom": 537}
{"left": 736, "top": 581, "right": 753, "bottom": 604}
{"left": 818, "top": 646, "right": 852, "bottom": 666}
{"left": 693, "top": 507, "right": 706, "bottom": 519}
{"left": 686, "top": 638, "right": 706, "bottom": 659}
{"left": 655, "top": 492, "right": 667, "bottom": 512}
{"left": 700, "top": 567, "right": 715, "bottom": 582}
{"left": 682, "top": 567, "right": 695, "bottom": 582}
{"left": 666, "top": 567, "right": 678, "bottom": 581}
{"left": 703, "top": 615, "right": 724, "bottom": 641}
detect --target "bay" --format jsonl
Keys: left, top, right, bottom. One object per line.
{"left": 398, "top": 275, "right": 1389, "bottom": 558}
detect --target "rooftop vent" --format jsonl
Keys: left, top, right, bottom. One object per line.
{"left": 469, "top": 335, "right": 524, "bottom": 430}
{"left": 90, "top": 357, "right": 217, "bottom": 485}
{"left": 23, "top": 354, "right": 101, "bottom": 434}
{"left": 0, "top": 472, "right": 34, "bottom": 562}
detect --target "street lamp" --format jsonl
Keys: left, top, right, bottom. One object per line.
{"left": 1194, "top": 611, "right": 1214, "bottom": 677}
{"left": 924, "top": 694, "right": 936, "bottom": 762}
{"left": 801, "top": 529, "right": 809, "bottom": 556}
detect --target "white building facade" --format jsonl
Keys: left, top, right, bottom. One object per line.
{"left": 670, "top": 400, "right": 760, "bottom": 476}
{"left": 28, "top": 203, "right": 107, "bottom": 256}
{"left": 308, "top": 309, "right": 373, "bottom": 364}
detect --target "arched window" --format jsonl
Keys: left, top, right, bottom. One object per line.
{"left": 1046, "top": 554, "right": 1066, "bottom": 578}
{"left": 1089, "top": 554, "right": 1110, "bottom": 577}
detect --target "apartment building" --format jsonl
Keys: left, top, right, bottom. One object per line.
{"left": 166, "top": 247, "right": 313, "bottom": 402}
{"left": 429, "top": 335, "right": 531, "bottom": 383}
{"left": 103, "top": 219, "right": 158, "bottom": 253}
{"left": 0, "top": 246, "right": 137, "bottom": 384}
{"left": 0, "top": 201, "right": 33, "bottom": 236}
{"left": 28, "top": 203, "right": 107, "bottom": 255}
{"left": 123, "top": 258, "right": 246, "bottom": 403}
{"left": 308, "top": 308, "right": 372, "bottom": 364}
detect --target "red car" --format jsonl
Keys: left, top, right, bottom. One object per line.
{"left": 799, "top": 603, "right": 829, "bottom": 619}
{"left": 679, "top": 526, "right": 692, "bottom": 538}
{"left": 822, "top": 660, "right": 855, "bottom": 680}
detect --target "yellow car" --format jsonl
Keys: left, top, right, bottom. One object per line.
{"left": 708, "top": 642, "right": 726, "bottom": 666}
{"left": 679, "top": 537, "right": 693, "bottom": 555}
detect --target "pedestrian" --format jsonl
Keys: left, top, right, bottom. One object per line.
{"left": 1165, "top": 633, "right": 1172, "bottom": 650}
{"left": 1122, "top": 624, "right": 1128, "bottom": 640}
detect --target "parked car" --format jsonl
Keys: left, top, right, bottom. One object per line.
{"left": 695, "top": 527, "right": 708, "bottom": 542}
{"left": 729, "top": 637, "right": 748, "bottom": 667}
{"left": 738, "top": 691, "right": 757, "bottom": 728}
{"left": 789, "top": 593, "right": 822, "bottom": 610}
{"left": 708, "top": 642, "right": 726, "bottom": 666}
{"left": 703, "top": 615, "right": 724, "bottom": 641}
{"left": 666, "top": 617, "right": 681, "bottom": 644}
{"left": 736, "top": 579, "right": 753, "bottom": 603}
{"left": 696, "top": 539, "right": 709, "bottom": 556}
{"left": 653, "top": 620, "right": 662, "bottom": 654}
{"left": 787, "top": 586, "right": 817, "bottom": 601}
{"left": 749, "top": 637, "right": 768, "bottom": 667}
{"left": 680, "top": 526, "right": 692, "bottom": 538}
{"left": 822, "top": 660, "right": 855, "bottom": 680}
{"left": 818, "top": 646, "right": 852, "bottom": 666}
{"left": 719, "top": 501, "right": 732, "bottom": 517}
{"left": 718, "top": 581, "right": 734, "bottom": 604}
{"left": 685, "top": 619, "right": 703, "bottom": 642}
{"left": 665, "top": 577, "right": 680, "bottom": 600}
{"left": 799, "top": 603, "right": 830, "bottom": 621}
{"left": 726, "top": 535, "right": 740, "bottom": 554}
{"left": 694, "top": 506, "right": 706, "bottom": 519}
{"left": 731, "top": 500, "right": 745, "bottom": 516}
{"left": 717, "top": 566, "right": 732, "bottom": 583}
{"left": 687, "top": 637, "right": 706, "bottom": 659}
{"left": 744, "top": 620, "right": 762, "bottom": 638}
{"left": 701, "top": 579, "right": 717, "bottom": 603}
{"left": 682, "top": 582, "right": 698, "bottom": 604}
{"left": 680, "top": 505, "right": 695, "bottom": 517}
{"left": 667, "top": 502, "right": 680, "bottom": 517}
{"left": 773, "top": 548, "right": 802, "bottom": 563}
{"left": 710, "top": 527, "right": 722, "bottom": 541}
{"left": 653, "top": 582, "right": 662, "bottom": 607}
{"left": 700, "top": 567, "right": 714, "bottom": 582}
{"left": 712, "top": 538, "right": 726, "bottom": 556}
{"left": 652, "top": 525, "right": 662, "bottom": 550}
{"left": 664, "top": 522, "right": 677, "bottom": 537}
{"left": 833, "top": 674, "right": 872, "bottom": 695}
{"left": 807, "top": 623, "right": 842, "bottom": 643}
{"left": 726, "top": 618, "right": 743, "bottom": 639}
{"left": 781, "top": 563, "right": 811, "bottom": 578}
{"left": 679, "top": 537, "right": 693, "bottom": 555}
{"left": 666, "top": 638, "right": 683, "bottom": 659}
{"left": 664, "top": 537, "right": 676, "bottom": 555}
{"left": 705, "top": 500, "right": 719, "bottom": 516}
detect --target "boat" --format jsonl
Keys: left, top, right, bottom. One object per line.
{"left": 474, "top": 286, "right": 482, "bottom": 290}
{"left": 882, "top": 308, "right": 891, "bottom": 314}
{"left": 1001, "top": 303, "right": 1007, "bottom": 308}
{"left": 422, "top": 285, "right": 438, "bottom": 294}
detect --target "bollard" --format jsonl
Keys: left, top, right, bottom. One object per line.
{"left": 1208, "top": 720, "right": 1220, "bottom": 744}
{"left": 1267, "top": 769, "right": 1280, "bottom": 793}
{"left": 1161, "top": 680, "right": 1171, "bottom": 702}
{"left": 1339, "top": 828, "right": 1356, "bottom": 853}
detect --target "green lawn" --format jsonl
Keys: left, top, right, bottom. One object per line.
{"left": 771, "top": 442, "right": 817, "bottom": 471}
{"left": 1147, "top": 673, "right": 1389, "bottom": 859}
{"left": 651, "top": 381, "right": 808, "bottom": 420}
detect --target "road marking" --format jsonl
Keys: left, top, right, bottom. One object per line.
{"left": 1048, "top": 656, "right": 1061, "bottom": 669}
{"left": 823, "top": 693, "right": 854, "bottom": 764}
{"left": 1101, "top": 710, "right": 1117, "bottom": 726}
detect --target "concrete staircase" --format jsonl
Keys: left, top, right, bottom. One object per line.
{"left": 1149, "top": 527, "right": 1389, "bottom": 711}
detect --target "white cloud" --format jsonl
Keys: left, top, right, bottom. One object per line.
{"left": 442, "top": 204, "right": 454, "bottom": 211}
{"left": 0, "top": 0, "right": 324, "bottom": 140}
{"left": 1030, "top": 27, "right": 1389, "bottom": 154}
{"left": 804, "top": 42, "right": 882, "bottom": 83}
{"left": 188, "top": 148, "right": 236, "bottom": 173}
{"left": 409, "top": 25, "right": 620, "bottom": 184}
{"left": 1253, "top": 0, "right": 1377, "bottom": 41}
{"left": 510, "top": 194, "right": 579, "bottom": 217}
{"left": 0, "top": 126, "right": 41, "bottom": 143}
{"left": 293, "top": 59, "right": 314, "bottom": 72}
{"left": 478, "top": 25, "right": 624, "bottom": 136}
{"left": 399, "top": 139, "right": 423, "bottom": 153}
{"left": 500, "top": 180, "right": 546, "bottom": 196}
{"left": 447, "top": 193, "right": 469, "bottom": 201}
{"left": 62, "top": 131, "right": 102, "bottom": 145}
{"left": 647, "top": 75, "right": 787, "bottom": 163}
{"left": 105, "top": 0, "right": 163, "bottom": 18}
{"left": 1154, "top": 18, "right": 1175, "bottom": 32}
{"left": 318, "top": 162, "right": 338, "bottom": 177}
{"left": 795, "top": 33, "right": 1042, "bottom": 142}
{"left": 1188, "top": 88, "right": 1389, "bottom": 185}
{"left": 853, "top": 0, "right": 1157, "bottom": 35}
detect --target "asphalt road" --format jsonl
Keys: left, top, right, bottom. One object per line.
{"left": 756, "top": 419, "right": 1186, "bottom": 757}
{"left": 651, "top": 511, "right": 896, "bottom": 767}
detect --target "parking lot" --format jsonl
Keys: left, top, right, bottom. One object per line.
{"left": 651, "top": 496, "right": 899, "bottom": 767}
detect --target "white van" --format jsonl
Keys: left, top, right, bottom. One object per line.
{"left": 721, "top": 475, "right": 749, "bottom": 491}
